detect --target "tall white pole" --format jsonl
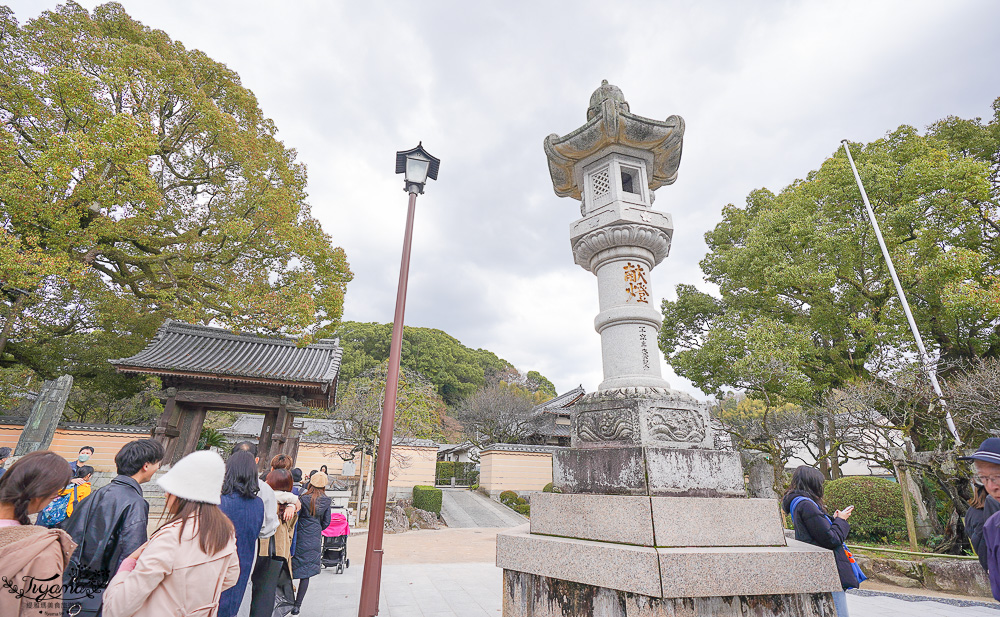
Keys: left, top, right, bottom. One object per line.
{"left": 841, "top": 140, "right": 962, "bottom": 446}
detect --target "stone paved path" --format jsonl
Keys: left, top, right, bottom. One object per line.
{"left": 286, "top": 529, "right": 998, "bottom": 617}
{"left": 438, "top": 488, "right": 526, "bottom": 528}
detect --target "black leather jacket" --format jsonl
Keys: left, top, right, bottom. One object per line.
{"left": 62, "top": 475, "right": 150, "bottom": 586}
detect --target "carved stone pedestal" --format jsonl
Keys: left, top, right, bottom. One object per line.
{"left": 496, "top": 495, "right": 841, "bottom": 617}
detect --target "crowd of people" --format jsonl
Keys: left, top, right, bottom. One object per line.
{"left": 0, "top": 439, "right": 348, "bottom": 617}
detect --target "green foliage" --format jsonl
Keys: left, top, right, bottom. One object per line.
{"left": 526, "top": 371, "right": 556, "bottom": 398}
{"left": 334, "top": 321, "right": 553, "bottom": 406}
{"left": 326, "top": 362, "right": 444, "bottom": 473}
{"left": 661, "top": 107, "right": 1000, "bottom": 411}
{"left": 499, "top": 490, "right": 519, "bottom": 506}
{"left": 412, "top": 485, "right": 442, "bottom": 514}
{"left": 542, "top": 482, "right": 553, "bottom": 493}
{"left": 824, "top": 476, "right": 908, "bottom": 543}
{"left": 515, "top": 496, "right": 527, "bottom": 506}
{"left": 197, "top": 427, "right": 228, "bottom": 451}
{"left": 513, "top": 504, "right": 530, "bottom": 516}
{"left": 0, "top": 3, "right": 352, "bottom": 417}
{"left": 436, "top": 461, "right": 454, "bottom": 483}
{"left": 435, "top": 461, "right": 478, "bottom": 485}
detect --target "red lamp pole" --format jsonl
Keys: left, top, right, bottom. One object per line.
{"left": 358, "top": 144, "right": 438, "bottom": 617}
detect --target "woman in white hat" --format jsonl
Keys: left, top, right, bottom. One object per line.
{"left": 103, "top": 450, "right": 240, "bottom": 617}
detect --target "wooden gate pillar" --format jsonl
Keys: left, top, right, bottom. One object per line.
{"left": 153, "top": 388, "right": 182, "bottom": 464}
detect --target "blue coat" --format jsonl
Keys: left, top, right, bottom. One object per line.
{"left": 218, "top": 492, "right": 265, "bottom": 617}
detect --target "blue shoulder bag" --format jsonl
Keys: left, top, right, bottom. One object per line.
{"left": 790, "top": 496, "right": 867, "bottom": 587}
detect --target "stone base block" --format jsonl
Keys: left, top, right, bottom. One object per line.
{"left": 530, "top": 493, "right": 786, "bottom": 547}
{"left": 554, "top": 447, "right": 745, "bottom": 497}
{"left": 503, "top": 570, "right": 836, "bottom": 617}
{"left": 497, "top": 526, "right": 841, "bottom": 599}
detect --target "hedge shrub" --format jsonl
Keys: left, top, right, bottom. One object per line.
{"left": 823, "top": 476, "right": 907, "bottom": 543}
{"left": 513, "top": 504, "right": 530, "bottom": 516}
{"left": 412, "top": 485, "right": 442, "bottom": 514}
{"left": 435, "top": 461, "right": 454, "bottom": 484}
{"left": 542, "top": 482, "right": 554, "bottom": 493}
{"left": 435, "top": 461, "right": 479, "bottom": 485}
{"left": 499, "top": 490, "right": 519, "bottom": 506}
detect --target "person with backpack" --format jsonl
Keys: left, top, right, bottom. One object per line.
{"left": 65, "top": 465, "right": 94, "bottom": 518}
{"left": 102, "top": 450, "right": 240, "bottom": 617}
{"left": 62, "top": 439, "right": 164, "bottom": 617}
{"left": 0, "top": 450, "right": 76, "bottom": 617}
{"left": 38, "top": 465, "right": 96, "bottom": 528}
{"left": 782, "top": 465, "right": 861, "bottom": 617}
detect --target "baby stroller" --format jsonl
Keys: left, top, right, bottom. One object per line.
{"left": 321, "top": 508, "right": 350, "bottom": 574}
{"left": 321, "top": 535, "right": 348, "bottom": 573}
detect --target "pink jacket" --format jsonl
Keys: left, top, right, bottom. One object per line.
{"left": 103, "top": 517, "right": 239, "bottom": 617}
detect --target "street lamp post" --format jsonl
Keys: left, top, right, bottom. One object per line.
{"left": 358, "top": 143, "right": 440, "bottom": 617}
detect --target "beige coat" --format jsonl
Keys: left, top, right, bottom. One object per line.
{"left": 0, "top": 525, "right": 76, "bottom": 617}
{"left": 103, "top": 517, "right": 239, "bottom": 617}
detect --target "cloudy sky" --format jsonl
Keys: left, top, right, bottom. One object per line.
{"left": 8, "top": 1, "right": 1000, "bottom": 399}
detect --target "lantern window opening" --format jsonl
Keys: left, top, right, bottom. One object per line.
{"left": 620, "top": 166, "right": 639, "bottom": 195}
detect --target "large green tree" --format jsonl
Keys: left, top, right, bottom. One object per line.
{"left": 660, "top": 104, "right": 1000, "bottom": 432}
{"left": 334, "top": 321, "right": 553, "bottom": 406}
{"left": 0, "top": 3, "right": 352, "bottom": 406}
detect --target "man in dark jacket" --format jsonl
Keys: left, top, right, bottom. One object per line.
{"left": 960, "top": 438, "right": 1000, "bottom": 599}
{"left": 62, "top": 438, "right": 164, "bottom": 615}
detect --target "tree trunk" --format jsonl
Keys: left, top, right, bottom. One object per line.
{"left": 828, "top": 415, "right": 842, "bottom": 479}
{"left": 0, "top": 292, "right": 27, "bottom": 358}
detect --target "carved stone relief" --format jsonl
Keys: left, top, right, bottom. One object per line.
{"left": 646, "top": 407, "right": 706, "bottom": 444}
{"left": 577, "top": 408, "right": 635, "bottom": 443}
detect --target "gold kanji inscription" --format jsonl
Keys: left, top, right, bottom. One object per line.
{"left": 624, "top": 262, "right": 649, "bottom": 303}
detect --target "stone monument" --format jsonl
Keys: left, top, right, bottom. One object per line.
{"left": 495, "top": 82, "right": 841, "bottom": 616}
{"left": 14, "top": 374, "right": 73, "bottom": 456}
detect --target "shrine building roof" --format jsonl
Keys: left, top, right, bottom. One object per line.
{"left": 111, "top": 320, "right": 343, "bottom": 391}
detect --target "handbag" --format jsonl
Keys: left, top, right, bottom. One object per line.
{"left": 268, "top": 536, "right": 296, "bottom": 617}
{"left": 790, "top": 496, "right": 867, "bottom": 588}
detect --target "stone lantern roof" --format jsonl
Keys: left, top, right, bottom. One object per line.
{"left": 543, "top": 80, "right": 685, "bottom": 200}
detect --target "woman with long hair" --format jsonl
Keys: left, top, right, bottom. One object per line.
{"left": 966, "top": 482, "right": 999, "bottom": 572}
{"left": 0, "top": 451, "right": 75, "bottom": 617}
{"left": 249, "top": 469, "right": 299, "bottom": 617}
{"left": 781, "top": 465, "right": 857, "bottom": 617}
{"left": 218, "top": 451, "right": 265, "bottom": 617}
{"left": 103, "top": 450, "right": 239, "bottom": 617}
{"left": 290, "top": 472, "right": 332, "bottom": 614}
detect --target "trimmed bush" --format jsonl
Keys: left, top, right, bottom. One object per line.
{"left": 516, "top": 496, "right": 528, "bottom": 506}
{"left": 412, "top": 485, "right": 442, "bottom": 514}
{"left": 823, "top": 476, "right": 907, "bottom": 543}
{"left": 513, "top": 504, "right": 530, "bottom": 516}
{"left": 499, "top": 490, "right": 519, "bottom": 506}
{"left": 435, "top": 461, "right": 479, "bottom": 485}
{"left": 435, "top": 461, "right": 455, "bottom": 484}
{"left": 542, "top": 482, "right": 554, "bottom": 493}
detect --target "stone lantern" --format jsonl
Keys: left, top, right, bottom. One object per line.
{"left": 495, "top": 82, "right": 842, "bottom": 617}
